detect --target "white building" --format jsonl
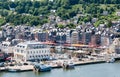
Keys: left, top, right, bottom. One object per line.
{"left": 14, "top": 41, "right": 50, "bottom": 61}
{"left": 1, "top": 41, "right": 13, "bottom": 54}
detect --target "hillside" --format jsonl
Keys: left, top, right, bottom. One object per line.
{"left": 0, "top": 0, "right": 120, "bottom": 26}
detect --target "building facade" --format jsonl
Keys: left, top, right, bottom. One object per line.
{"left": 14, "top": 41, "right": 50, "bottom": 61}
{"left": 71, "top": 31, "right": 79, "bottom": 44}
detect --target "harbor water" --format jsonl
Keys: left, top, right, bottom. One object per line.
{"left": 0, "top": 61, "right": 120, "bottom": 77}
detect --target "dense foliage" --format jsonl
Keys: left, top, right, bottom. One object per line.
{"left": 0, "top": 0, "right": 120, "bottom": 26}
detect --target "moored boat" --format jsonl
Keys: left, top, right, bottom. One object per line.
{"left": 106, "top": 58, "right": 115, "bottom": 63}
{"left": 34, "top": 63, "right": 51, "bottom": 72}
{"left": 8, "top": 68, "right": 21, "bottom": 72}
{"left": 62, "top": 61, "right": 74, "bottom": 69}
{"left": 7, "top": 62, "right": 33, "bottom": 72}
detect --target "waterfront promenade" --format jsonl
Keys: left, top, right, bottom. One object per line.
{"left": 1, "top": 62, "right": 120, "bottom": 77}
{"left": 46, "top": 58, "right": 106, "bottom": 68}
{"left": 0, "top": 58, "right": 106, "bottom": 71}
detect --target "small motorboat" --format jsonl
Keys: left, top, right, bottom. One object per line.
{"left": 34, "top": 63, "right": 51, "bottom": 72}
{"left": 8, "top": 68, "right": 21, "bottom": 72}
{"left": 107, "top": 58, "right": 115, "bottom": 63}
{"left": 62, "top": 61, "right": 74, "bottom": 69}
{"left": 7, "top": 64, "right": 20, "bottom": 72}
{"left": 7, "top": 62, "right": 33, "bottom": 72}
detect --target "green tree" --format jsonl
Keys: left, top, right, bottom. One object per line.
{"left": 107, "top": 20, "right": 112, "bottom": 27}
{"left": 57, "top": 24, "right": 64, "bottom": 29}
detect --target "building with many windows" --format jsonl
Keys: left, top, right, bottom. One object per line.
{"left": 14, "top": 41, "right": 50, "bottom": 61}
{"left": 71, "top": 31, "right": 79, "bottom": 44}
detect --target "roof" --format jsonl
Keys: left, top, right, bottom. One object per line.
{"left": 18, "top": 41, "right": 43, "bottom": 45}
{"left": 2, "top": 41, "right": 11, "bottom": 45}
{"left": 15, "top": 41, "right": 46, "bottom": 49}
{"left": 74, "top": 50, "right": 86, "bottom": 53}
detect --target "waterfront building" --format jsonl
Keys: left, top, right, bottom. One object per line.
{"left": 108, "top": 38, "right": 120, "bottom": 54}
{"left": 90, "top": 35, "right": 97, "bottom": 47}
{"left": 82, "top": 31, "right": 92, "bottom": 45}
{"left": 55, "top": 32, "right": 66, "bottom": 44}
{"left": 78, "top": 32, "right": 83, "bottom": 44}
{"left": 66, "top": 30, "right": 71, "bottom": 44}
{"left": 85, "top": 32, "right": 92, "bottom": 45}
{"left": 71, "top": 31, "right": 79, "bottom": 44}
{"left": 48, "top": 29, "right": 57, "bottom": 42}
{"left": 14, "top": 41, "right": 50, "bottom": 61}
{"left": 1, "top": 41, "right": 13, "bottom": 54}
{"left": 95, "top": 34, "right": 101, "bottom": 46}
{"left": 35, "top": 32, "right": 48, "bottom": 42}
{"left": 101, "top": 35, "right": 110, "bottom": 47}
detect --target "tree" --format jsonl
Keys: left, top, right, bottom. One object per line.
{"left": 33, "top": 1, "right": 40, "bottom": 8}
{"left": 107, "top": 20, "right": 112, "bottom": 27}
{"left": 69, "top": 0, "right": 79, "bottom": 5}
{"left": 0, "top": 10, "right": 8, "bottom": 17}
{"left": 67, "top": 23, "right": 76, "bottom": 28}
{"left": 29, "top": 17, "right": 39, "bottom": 26}
{"left": 57, "top": 24, "right": 64, "bottom": 29}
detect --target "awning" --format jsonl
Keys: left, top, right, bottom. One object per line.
{"left": 71, "top": 44, "right": 88, "bottom": 47}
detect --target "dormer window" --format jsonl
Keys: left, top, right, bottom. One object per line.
{"left": 23, "top": 46, "right": 25, "bottom": 48}
{"left": 20, "top": 45, "right": 22, "bottom": 48}
{"left": 17, "top": 45, "right": 19, "bottom": 47}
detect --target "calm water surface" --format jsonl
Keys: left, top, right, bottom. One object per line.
{"left": 0, "top": 62, "right": 120, "bottom": 77}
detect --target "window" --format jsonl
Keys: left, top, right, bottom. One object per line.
{"left": 20, "top": 45, "right": 22, "bottom": 48}
{"left": 17, "top": 49, "right": 19, "bottom": 52}
{"left": 23, "top": 46, "right": 25, "bottom": 48}
{"left": 28, "top": 51, "right": 29, "bottom": 54}
{"left": 21, "top": 50, "right": 23, "bottom": 53}
{"left": 44, "top": 55, "right": 46, "bottom": 57}
{"left": 40, "top": 51, "right": 42, "bottom": 53}
{"left": 17, "top": 45, "right": 19, "bottom": 47}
